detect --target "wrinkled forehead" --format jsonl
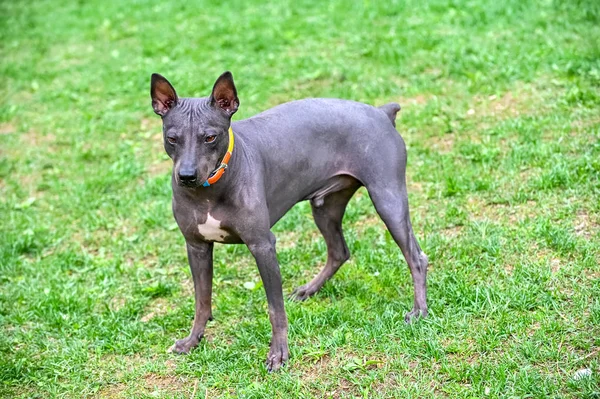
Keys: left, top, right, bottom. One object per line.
{"left": 163, "top": 97, "right": 228, "bottom": 132}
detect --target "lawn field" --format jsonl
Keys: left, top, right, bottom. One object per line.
{"left": 1, "top": 0, "right": 599, "bottom": 397}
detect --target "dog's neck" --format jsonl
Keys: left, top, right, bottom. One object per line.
{"left": 202, "top": 127, "right": 235, "bottom": 187}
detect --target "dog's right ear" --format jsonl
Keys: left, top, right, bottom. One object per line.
{"left": 210, "top": 71, "right": 239, "bottom": 117}
{"left": 151, "top": 73, "right": 178, "bottom": 116}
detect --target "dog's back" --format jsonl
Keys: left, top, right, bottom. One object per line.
{"left": 232, "top": 98, "right": 406, "bottom": 181}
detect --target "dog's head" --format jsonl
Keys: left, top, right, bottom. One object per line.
{"left": 150, "top": 72, "right": 239, "bottom": 188}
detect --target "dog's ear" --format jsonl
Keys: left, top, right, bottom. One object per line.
{"left": 210, "top": 71, "right": 239, "bottom": 116}
{"left": 151, "top": 73, "right": 178, "bottom": 116}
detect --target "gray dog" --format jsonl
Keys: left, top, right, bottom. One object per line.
{"left": 150, "top": 71, "right": 428, "bottom": 371}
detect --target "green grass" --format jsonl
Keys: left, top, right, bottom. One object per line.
{"left": 1, "top": 0, "right": 599, "bottom": 397}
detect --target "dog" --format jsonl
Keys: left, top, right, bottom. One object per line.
{"left": 150, "top": 71, "right": 428, "bottom": 371}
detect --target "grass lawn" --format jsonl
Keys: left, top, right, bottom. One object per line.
{"left": 1, "top": 0, "right": 599, "bottom": 397}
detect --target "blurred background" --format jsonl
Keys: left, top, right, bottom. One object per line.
{"left": 1, "top": 0, "right": 599, "bottom": 397}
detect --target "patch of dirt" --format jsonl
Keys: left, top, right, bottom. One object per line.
{"left": 205, "top": 387, "right": 236, "bottom": 397}
{"left": 276, "top": 227, "right": 321, "bottom": 250}
{"left": 442, "top": 225, "right": 464, "bottom": 239}
{"left": 140, "top": 128, "right": 169, "bottom": 177}
{"left": 300, "top": 351, "right": 391, "bottom": 398}
{"left": 93, "top": 353, "right": 194, "bottom": 398}
{"left": 276, "top": 230, "right": 300, "bottom": 249}
{"left": 571, "top": 117, "right": 600, "bottom": 130}
{"left": 299, "top": 352, "right": 337, "bottom": 383}
{"left": 141, "top": 297, "right": 170, "bottom": 322}
{"left": 179, "top": 275, "right": 195, "bottom": 298}
{"left": 20, "top": 130, "right": 56, "bottom": 147}
{"left": 0, "top": 122, "right": 16, "bottom": 134}
{"left": 504, "top": 263, "right": 514, "bottom": 275}
{"left": 407, "top": 181, "right": 425, "bottom": 193}
{"left": 109, "top": 296, "right": 127, "bottom": 312}
{"left": 370, "top": 372, "right": 403, "bottom": 395}
{"left": 466, "top": 197, "right": 539, "bottom": 224}
{"left": 352, "top": 214, "right": 386, "bottom": 234}
{"left": 587, "top": 270, "right": 600, "bottom": 281}
{"left": 164, "top": 359, "right": 177, "bottom": 373}
{"left": 143, "top": 373, "right": 189, "bottom": 391}
{"left": 146, "top": 159, "right": 171, "bottom": 177}
{"left": 323, "top": 378, "right": 354, "bottom": 398}
{"left": 47, "top": 42, "right": 94, "bottom": 69}
{"left": 96, "top": 374, "right": 192, "bottom": 398}
{"left": 423, "top": 68, "right": 443, "bottom": 77}
{"left": 486, "top": 91, "right": 522, "bottom": 117}
{"left": 527, "top": 322, "right": 542, "bottom": 337}
{"left": 140, "top": 118, "right": 160, "bottom": 132}
{"left": 398, "top": 94, "right": 430, "bottom": 107}
{"left": 573, "top": 211, "right": 598, "bottom": 239}
{"left": 471, "top": 83, "right": 552, "bottom": 119}
{"left": 99, "top": 353, "right": 151, "bottom": 368}
{"left": 428, "top": 134, "right": 455, "bottom": 153}
{"left": 550, "top": 258, "right": 562, "bottom": 274}
{"left": 96, "top": 382, "right": 127, "bottom": 398}
{"left": 268, "top": 76, "right": 337, "bottom": 106}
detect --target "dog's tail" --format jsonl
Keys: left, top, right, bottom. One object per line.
{"left": 378, "top": 103, "right": 401, "bottom": 127}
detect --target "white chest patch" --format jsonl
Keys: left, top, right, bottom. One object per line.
{"left": 197, "top": 213, "right": 229, "bottom": 241}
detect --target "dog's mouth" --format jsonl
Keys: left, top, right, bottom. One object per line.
{"left": 175, "top": 160, "right": 221, "bottom": 188}
{"left": 178, "top": 179, "right": 199, "bottom": 188}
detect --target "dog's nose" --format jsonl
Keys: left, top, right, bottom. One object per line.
{"left": 178, "top": 167, "right": 198, "bottom": 183}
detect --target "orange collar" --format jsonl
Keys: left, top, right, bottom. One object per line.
{"left": 202, "top": 127, "right": 234, "bottom": 187}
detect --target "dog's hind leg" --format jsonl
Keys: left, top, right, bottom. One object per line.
{"left": 291, "top": 184, "right": 360, "bottom": 301}
{"left": 366, "top": 182, "right": 429, "bottom": 322}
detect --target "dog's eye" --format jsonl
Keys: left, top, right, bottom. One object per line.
{"left": 205, "top": 135, "right": 216, "bottom": 143}
{"left": 167, "top": 136, "right": 176, "bottom": 144}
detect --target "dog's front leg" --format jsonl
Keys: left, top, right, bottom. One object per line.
{"left": 169, "top": 241, "right": 213, "bottom": 354}
{"left": 246, "top": 232, "right": 289, "bottom": 372}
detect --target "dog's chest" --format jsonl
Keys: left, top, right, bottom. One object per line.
{"left": 172, "top": 197, "right": 243, "bottom": 244}
{"left": 195, "top": 212, "right": 230, "bottom": 242}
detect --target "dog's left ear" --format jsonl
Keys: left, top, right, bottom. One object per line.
{"left": 210, "top": 71, "right": 239, "bottom": 116}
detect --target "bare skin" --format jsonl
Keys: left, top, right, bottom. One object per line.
{"left": 151, "top": 71, "right": 428, "bottom": 371}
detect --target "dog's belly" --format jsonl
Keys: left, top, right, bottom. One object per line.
{"left": 267, "top": 174, "right": 362, "bottom": 227}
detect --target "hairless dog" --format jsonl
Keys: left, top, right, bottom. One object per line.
{"left": 150, "top": 71, "right": 428, "bottom": 371}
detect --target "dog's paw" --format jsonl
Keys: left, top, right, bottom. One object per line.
{"left": 404, "top": 308, "right": 428, "bottom": 324}
{"left": 266, "top": 340, "right": 289, "bottom": 372}
{"left": 289, "top": 284, "right": 317, "bottom": 301}
{"left": 168, "top": 335, "right": 201, "bottom": 354}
